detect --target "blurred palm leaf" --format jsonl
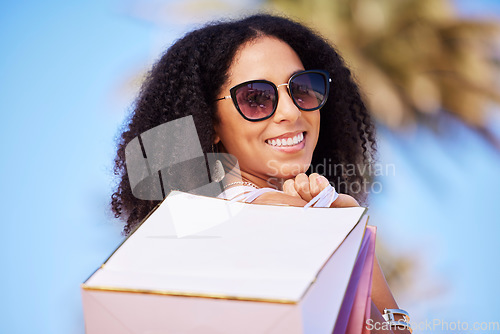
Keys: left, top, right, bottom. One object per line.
{"left": 265, "top": 0, "right": 500, "bottom": 146}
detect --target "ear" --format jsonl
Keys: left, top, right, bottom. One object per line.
{"left": 213, "top": 122, "right": 221, "bottom": 144}
{"left": 213, "top": 133, "right": 220, "bottom": 145}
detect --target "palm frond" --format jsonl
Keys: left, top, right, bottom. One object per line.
{"left": 265, "top": 0, "right": 500, "bottom": 139}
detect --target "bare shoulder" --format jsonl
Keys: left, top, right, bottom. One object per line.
{"left": 330, "top": 194, "right": 360, "bottom": 208}
{"left": 251, "top": 190, "right": 308, "bottom": 207}
{"left": 241, "top": 189, "right": 359, "bottom": 208}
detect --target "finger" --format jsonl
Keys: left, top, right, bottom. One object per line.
{"left": 309, "top": 173, "right": 329, "bottom": 197}
{"left": 309, "top": 173, "right": 321, "bottom": 197}
{"left": 283, "top": 179, "right": 301, "bottom": 198}
{"left": 294, "top": 173, "right": 313, "bottom": 201}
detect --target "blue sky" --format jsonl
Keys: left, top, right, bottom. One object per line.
{"left": 0, "top": 2, "right": 154, "bottom": 333}
{"left": 1, "top": 1, "right": 499, "bottom": 333}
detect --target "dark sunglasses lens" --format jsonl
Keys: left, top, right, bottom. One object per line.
{"left": 290, "top": 72, "right": 327, "bottom": 110}
{"left": 234, "top": 82, "right": 276, "bottom": 120}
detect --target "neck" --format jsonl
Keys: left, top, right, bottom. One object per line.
{"left": 218, "top": 156, "right": 283, "bottom": 190}
{"left": 239, "top": 171, "right": 283, "bottom": 190}
{"left": 215, "top": 146, "right": 285, "bottom": 190}
{"left": 221, "top": 170, "right": 283, "bottom": 191}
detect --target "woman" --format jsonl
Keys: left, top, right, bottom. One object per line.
{"left": 112, "top": 14, "right": 410, "bottom": 333}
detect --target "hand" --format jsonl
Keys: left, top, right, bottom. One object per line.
{"left": 283, "top": 173, "right": 360, "bottom": 207}
{"left": 282, "top": 173, "right": 329, "bottom": 202}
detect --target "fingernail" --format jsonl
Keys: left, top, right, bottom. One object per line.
{"left": 317, "top": 176, "right": 328, "bottom": 185}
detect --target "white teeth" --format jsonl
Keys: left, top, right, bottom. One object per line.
{"left": 266, "top": 132, "right": 305, "bottom": 147}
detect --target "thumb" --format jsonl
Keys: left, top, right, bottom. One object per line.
{"left": 283, "top": 179, "right": 301, "bottom": 198}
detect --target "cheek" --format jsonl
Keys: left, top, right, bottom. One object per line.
{"left": 308, "top": 112, "right": 321, "bottom": 142}
{"left": 214, "top": 107, "right": 236, "bottom": 142}
{"left": 215, "top": 110, "right": 266, "bottom": 154}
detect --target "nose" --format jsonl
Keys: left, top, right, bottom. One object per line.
{"left": 272, "top": 84, "right": 301, "bottom": 123}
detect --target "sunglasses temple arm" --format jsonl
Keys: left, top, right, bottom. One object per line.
{"left": 215, "top": 96, "right": 231, "bottom": 101}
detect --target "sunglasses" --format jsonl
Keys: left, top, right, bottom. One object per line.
{"left": 215, "top": 70, "right": 331, "bottom": 122}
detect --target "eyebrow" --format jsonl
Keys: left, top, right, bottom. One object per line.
{"left": 227, "top": 69, "right": 306, "bottom": 88}
{"left": 290, "top": 69, "right": 305, "bottom": 77}
{"left": 264, "top": 69, "right": 305, "bottom": 83}
{"left": 281, "top": 69, "right": 306, "bottom": 83}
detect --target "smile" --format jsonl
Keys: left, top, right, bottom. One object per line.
{"left": 265, "top": 132, "right": 304, "bottom": 147}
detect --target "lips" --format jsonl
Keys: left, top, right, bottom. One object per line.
{"left": 265, "top": 132, "right": 305, "bottom": 147}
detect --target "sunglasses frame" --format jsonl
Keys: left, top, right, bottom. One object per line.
{"left": 216, "top": 70, "right": 331, "bottom": 122}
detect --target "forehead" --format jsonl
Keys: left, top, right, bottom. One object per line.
{"left": 225, "top": 36, "right": 305, "bottom": 87}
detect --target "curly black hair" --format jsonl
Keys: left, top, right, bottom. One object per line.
{"left": 112, "top": 14, "right": 376, "bottom": 234}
